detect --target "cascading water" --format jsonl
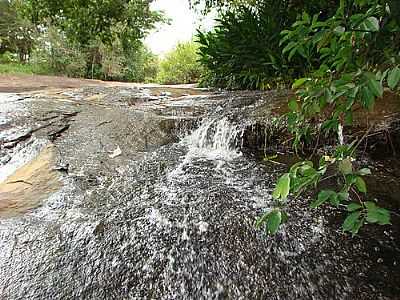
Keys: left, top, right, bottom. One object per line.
{"left": 184, "top": 117, "right": 243, "bottom": 159}
{"left": 0, "top": 90, "right": 398, "bottom": 300}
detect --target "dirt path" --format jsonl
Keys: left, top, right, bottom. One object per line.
{"left": 0, "top": 74, "right": 205, "bottom": 96}
{"left": 0, "top": 74, "right": 105, "bottom": 92}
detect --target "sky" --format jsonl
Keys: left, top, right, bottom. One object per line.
{"left": 145, "top": 0, "right": 215, "bottom": 56}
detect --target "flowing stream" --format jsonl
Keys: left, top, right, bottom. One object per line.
{"left": 0, "top": 88, "right": 399, "bottom": 299}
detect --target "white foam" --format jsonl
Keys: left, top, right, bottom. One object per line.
{"left": 183, "top": 117, "right": 242, "bottom": 160}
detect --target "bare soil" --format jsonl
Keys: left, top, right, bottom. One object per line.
{"left": 0, "top": 74, "right": 206, "bottom": 97}
{"left": 0, "top": 74, "right": 104, "bottom": 92}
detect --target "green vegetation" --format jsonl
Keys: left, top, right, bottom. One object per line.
{"left": 260, "top": 1, "right": 399, "bottom": 235}
{"left": 18, "top": 0, "right": 164, "bottom": 78}
{"left": 0, "top": 0, "right": 165, "bottom": 82}
{"left": 195, "top": 0, "right": 400, "bottom": 235}
{"left": 0, "top": 61, "right": 51, "bottom": 75}
{"left": 0, "top": 0, "right": 35, "bottom": 63}
{"left": 196, "top": 1, "right": 337, "bottom": 89}
{"left": 0, "top": 0, "right": 204, "bottom": 84}
{"left": 157, "top": 42, "right": 202, "bottom": 84}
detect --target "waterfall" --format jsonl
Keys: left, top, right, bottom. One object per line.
{"left": 184, "top": 117, "right": 243, "bottom": 160}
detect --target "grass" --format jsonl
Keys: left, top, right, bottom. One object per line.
{"left": 0, "top": 62, "right": 53, "bottom": 76}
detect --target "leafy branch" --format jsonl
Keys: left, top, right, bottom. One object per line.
{"left": 257, "top": 0, "right": 399, "bottom": 236}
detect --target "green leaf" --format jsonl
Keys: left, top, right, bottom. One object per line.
{"left": 256, "top": 211, "right": 270, "bottom": 229}
{"left": 364, "top": 201, "right": 377, "bottom": 210}
{"left": 282, "top": 41, "right": 296, "bottom": 54}
{"left": 288, "top": 47, "right": 298, "bottom": 61}
{"left": 311, "top": 190, "right": 332, "bottom": 208}
{"left": 355, "top": 176, "right": 367, "bottom": 193}
{"left": 388, "top": 67, "right": 400, "bottom": 90}
{"left": 345, "top": 111, "right": 353, "bottom": 125}
{"left": 281, "top": 211, "right": 289, "bottom": 223}
{"left": 266, "top": 210, "right": 282, "bottom": 235}
{"left": 332, "top": 194, "right": 343, "bottom": 207}
{"left": 302, "top": 167, "right": 317, "bottom": 177}
{"left": 367, "top": 78, "right": 383, "bottom": 97}
{"left": 292, "top": 78, "right": 308, "bottom": 89}
{"left": 339, "top": 158, "right": 353, "bottom": 175}
{"left": 343, "top": 211, "right": 363, "bottom": 236}
{"left": 361, "top": 86, "right": 375, "bottom": 110}
{"left": 334, "top": 26, "right": 345, "bottom": 34}
{"left": 366, "top": 206, "right": 391, "bottom": 225}
{"left": 375, "top": 208, "right": 391, "bottom": 225}
{"left": 322, "top": 119, "right": 339, "bottom": 132}
{"left": 302, "top": 12, "right": 310, "bottom": 23}
{"left": 347, "top": 203, "right": 362, "bottom": 212}
{"left": 363, "top": 17, "right": 380, "bottom": 32}
{"left": 337, "top": 192, "right": 349, "bottom": 202}
{"left": 272, "top": 173, "right": 291, "bottom": 200}
{"left": 288, "top": 99, "right": 299, "bottom": 111}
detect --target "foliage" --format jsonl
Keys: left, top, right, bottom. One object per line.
{"left": 157, "top": 42, "right": 202, "bottom": 85}
{"left": 19, "top": 0, "right": 163, "bottom": 48}
{"left": 32, "top": 27, "right": 86, "bottom": 78}
{"left": 0, "top": 51, "right": 16, "bottom": 64}
{"left": 122, "top": 46, "right": 159, "bottom": 83}
{"left": 1, "top": 25, "right": 160, "bottom": 82}
{"left": 196, "top": 1, "right": 338, "bottom": 89}
{"left": 262, "top": 148, "right": 391, "bottom": 236}
{"left": 0, "top": 0, "right": 36, "bottom": 63}
{"left": 0, "top": 62, "right": 52, "bottom": 75}
{"left": 17, "top": 0, "right": 165, "bottom": 77}
{"left": 257, "top": 0, "right": 400, "bottom": 236}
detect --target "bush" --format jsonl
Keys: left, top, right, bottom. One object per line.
{"left": 0, "top": 62, "right": 52, "bottom": 75}
{"left": 156, "top": 42, "right": 202, "bottom": 85}
{"left": 0, "top": 51, "right": 16, "bottom": 64}
{"left": 257, "top": 0, "right": 400, "bottom": 236}
{"left": 196, "top": 1, "right": 338, "bottom": 89}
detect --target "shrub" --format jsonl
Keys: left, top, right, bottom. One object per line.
{"left": 196, "top": 1, "right": 338, "bottom": 89}
{"left": 0, "top": 62, "right": 52, "bottom": 75}
{"left": 0, "top": 51, "right": 16, "bottom": 64}
{"left": 258, "top": 0, "right": 400, "bottom": 236}
{"left": 156, "top": 42, "right": 202, "bottom": 85}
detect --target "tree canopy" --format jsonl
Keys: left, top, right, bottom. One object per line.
{"left": 0, "top": 0, "right": 35, "bottom": 62}
{"left": 18, "top": 0, "right": 164, "bottom": 50}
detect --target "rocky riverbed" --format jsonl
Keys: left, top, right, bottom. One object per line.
{"left": 0, "top": 84, "right": 399, "bottom": 299}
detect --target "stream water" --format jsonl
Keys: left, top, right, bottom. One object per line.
{"left": 0, "top": 89, "right": 399, "bottom": 299}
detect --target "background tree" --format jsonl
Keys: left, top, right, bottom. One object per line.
{"left": 157, "top": 42, "right": 202, "bottom": 84}
{"left": 18, "top": 0, "right": 165, "bottom": 77}
{"left": 0, "top": 0, "right": 36, "bottom": 63}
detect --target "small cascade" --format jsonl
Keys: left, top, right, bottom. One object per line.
{"left": 338, "top": 123, "right": 344, "bottom": 145}
{"left": 184, "top": 117, "right": 243, "bottom": 159}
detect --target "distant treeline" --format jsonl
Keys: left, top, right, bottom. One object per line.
{"left": 0, "top": 0, "right": 202, "bottom": 84}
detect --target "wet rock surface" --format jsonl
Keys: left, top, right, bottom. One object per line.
{"left": 0, "top": 86, "right": 399, "bottom": 299}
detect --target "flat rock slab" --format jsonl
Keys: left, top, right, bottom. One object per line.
{"left": 0, "top": 86, "right": 399, "bottom": 300}
{"left": 0, "top": 144, "right": 60, "bottom": 217}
